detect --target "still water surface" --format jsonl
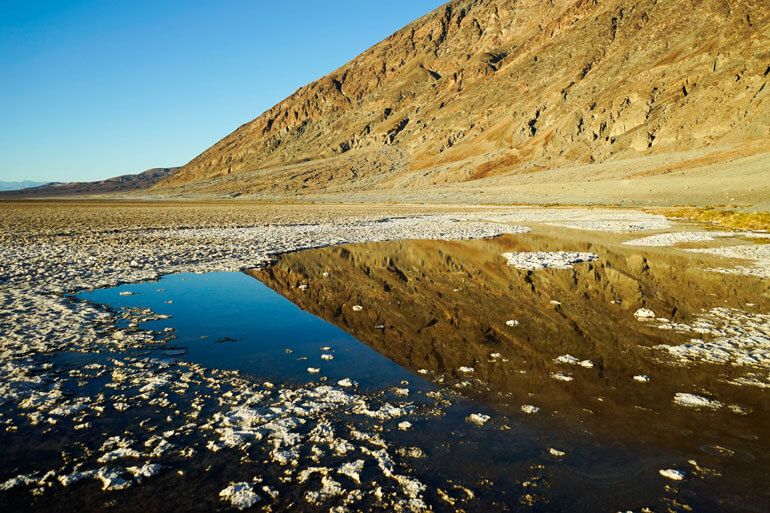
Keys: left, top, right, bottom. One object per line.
{"left": 80, "top": 272, "right": 425, "bottom": 391}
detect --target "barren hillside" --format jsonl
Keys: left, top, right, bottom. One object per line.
{"left": 158, "top": 0, "right": 770, "bottom": 202}
{"left": 0, "top": 167, "right": 180, "bottom": 198}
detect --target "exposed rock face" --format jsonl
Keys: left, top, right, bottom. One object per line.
{"left": 1, "top": 167, "right": 180, "bottom": 198}
{"left": 161, "top": 0, "right": 770, "bottom": 194}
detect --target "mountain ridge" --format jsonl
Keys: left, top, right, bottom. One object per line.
{"left": 0, "top": 167, "right": 180, "bottom": 198}
{"left": 159, "top": 0, "right": 769, "bottom": 199}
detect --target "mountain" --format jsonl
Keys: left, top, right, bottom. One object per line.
{"left": 0, "top": 167, "right": 180, "bottom": 198}
{"left": 156, "top": 0, "right": 770, "bottom": 204}
{"left": 0, "top": 181, "right": 46, "bottom": 192}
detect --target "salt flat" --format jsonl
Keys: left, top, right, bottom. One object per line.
{"left": 0, "top": 201, "right": 768, "bottom": 512}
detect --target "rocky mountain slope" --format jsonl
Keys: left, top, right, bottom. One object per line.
{"left": 158, "top": 0, "right": 769, "bottom": 202}
{"left": 0, "top": 167, "right": 180, "bottom": 198}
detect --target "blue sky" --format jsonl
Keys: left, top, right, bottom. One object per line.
{"left": 0, "top": 0, "right": 445, "bottom": 182}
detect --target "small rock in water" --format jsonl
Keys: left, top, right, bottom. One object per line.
{"left": 466, "top": 413, "right": 491, "bottom": 426}
{"left": 634, "top": 308, "right": 656, "bottom": 319}
{"left": 521, "top": 405, "right": 540, "bottom": 414}
{"left": 673, "top": 393, "right": 723, "bottom": 409}
{"left": 658, "top": 469, "right": 685, "bottom": 481}
{"left": 501, "top": 251, "right": 598, "bottom": 270}
{"left": 321, "top": 354, "right": 334, "bottom": 360}
{"left": 398, "top": 421, "right": 412, "bottom": 430}
{"left": 556, "top": 354, "right": 580, "bottom": 365}
{"left": 307, "top": 367, "right": 321, "bottom": 374}
{"left": 555, "top": 354, "right": 594, "bottom": 368}
{"left": 337, "top": 378, "right": 353, "bottom": 387}
{"left": 505, "top": 319, "right": 519, "bottom": 327}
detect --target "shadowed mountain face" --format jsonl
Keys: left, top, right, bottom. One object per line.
{"left": 249, "top": 231, "right": 769, "bottom": 500}
{"left": 161, "top": 0, "right": 770, "bottom": 197}
{"left": 0, "top": 168, "right": 179, "bottom": 198}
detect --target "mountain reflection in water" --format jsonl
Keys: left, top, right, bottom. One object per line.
{"left": 250, "top": 230, "right": 769, "bottom": 510}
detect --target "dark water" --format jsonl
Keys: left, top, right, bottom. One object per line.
{"left": 78, "top": 272, "right": 426, "bottom": 391}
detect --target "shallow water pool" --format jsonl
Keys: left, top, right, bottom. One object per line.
{"left": 2, "top": 231, "right": 769, "bottom": 513}
{"left": 78, "top": 271, "right": 427, "bottom": 391}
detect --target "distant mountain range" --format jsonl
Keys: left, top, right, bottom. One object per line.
{"left": 0, "top": 180, "right": 47, "bottom": 192}
{"left": 0, "top": 167, "right": 180, "bottom": 198}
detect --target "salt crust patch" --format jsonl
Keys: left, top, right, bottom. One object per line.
{"left": 454, "top": 209, "right": 669, "bottom": 232}
{"left": 555, "top": 354, "right": 594, "bottom": 368}
{"left": 219, "top": 482, "right": 261, "bottom": 510}
{"left": 634, "top": 308, "right": 656, "bottom": 319}
{"left": 623, "top": 231, "right": 735, "bottom": 246}
{"left": 501, "top": 251, "right": 598, "bottom": 270}
{"left": 687, "top": 244, "right": 770, "bottom": 279}
{"left": 546, "top": 219, "right": 671, "bottom": 232}
{"left": 659, "top": 469, "right": 685, "bottom": 481}
{"left": 466, "top": 413, "right": 490, "bottom": 426}
{"left": 653, "top": 308, "right": 770, "bottom": 381}
{"left": 673, "top": 393, "right": 723, "bottom": 410}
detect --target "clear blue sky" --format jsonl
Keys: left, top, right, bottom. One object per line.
{"left": 0, "top": 0, "right": 445, "bottom": 182}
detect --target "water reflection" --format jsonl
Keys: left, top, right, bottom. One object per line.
{"left": 250, "top": 230, "right": 770, "bottom": 510}
{"left": 78, "top": 271, "right": 425, "bottom": 391}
